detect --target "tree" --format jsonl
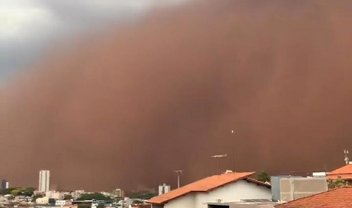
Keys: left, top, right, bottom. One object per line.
{"left": 127, "top": 191, "right": 157, "bottom": 199}
{"left": 77, "top": 193, "right": 111, "bottom": 201}
{"left": 8, "top": 187, "right": 34, "bottom": 196}
{"left": 256, "top": 171, "right": 270, "bottom": 183}
{"left": 64, "top": 194, "right": 73, "bottom": 200}
{"left": 328, "top": 178, "right": 350, "bottom": 189}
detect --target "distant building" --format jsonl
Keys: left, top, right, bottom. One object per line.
{"left": 55, "top": 199, "right": 72, "bottom": 206}
{"left": 158, "top": 184, "right": 171, "bottom": 195}
{"left": 71, "top": 190, "right": 85, "bottom": 200}
{"left": 39, "top": 170, "right": 50, "bottom": 192}
{"left": 148, "top": 171, "right": 271, "bottom": 208}
{"left": 46, "top": 191, "right": 64, "bottom": 199}
{"left": 275, "top": 187, "right": 352, "bottom": 208}
{"left": 36, "top": 196, "right": 49, "bottom": 204}
{"left": 0, "top": 180, "right": 9, "bottom": 191}
{"left": 327, "top": 163, "right": 352, "bottom": 181}
{"left": 271, "top": 176, "right": 328, "bottom": 202}
{"left": 112, "top": 188, "right": 124, "bottom": 198}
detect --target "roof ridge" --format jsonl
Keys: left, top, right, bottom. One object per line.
{"left": 330, "top": 164, "right": 352, "bottom": 172}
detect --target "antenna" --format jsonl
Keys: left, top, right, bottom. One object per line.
{"left": 231, "top": 129, "right": 236, "bottom": 171}
{"left": 174, "top": 170, "right": 183, "bottom": 188}
{"left": 344, "top": 149, "right": 349, "bottom": 165}
{"left": 211, "top": 154, "right": 228, "bottom": 174}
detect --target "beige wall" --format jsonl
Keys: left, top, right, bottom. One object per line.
{"left": 164, "top": 193, "right": 195, "bottom": 208}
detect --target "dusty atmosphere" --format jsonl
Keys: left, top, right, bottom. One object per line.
{"left": 1, "top": 0, "right": 352, "bottom": 191}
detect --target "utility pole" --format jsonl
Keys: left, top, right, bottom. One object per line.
{"left": 231, "top": 129, "right": 236, "bottom": 171}
{"left": 174, "top": 170, "right": 183, "bottom": 188}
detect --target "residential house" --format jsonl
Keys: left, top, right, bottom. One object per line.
{"left": 148, "top": 171, "right": 271, "bottom": 208}
{"left": 327, "top": 163, "right": 352, "bottom": 182}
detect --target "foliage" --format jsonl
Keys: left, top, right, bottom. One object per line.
{"left": 77, "top": 193, "right": 111, "bottom": 201}
{"left": 2, "top": 187, "right": 35, "bottom": 196}
{"left": 328, "top": 178, "right": 350, "bottom": 189}
{"left": 64, "top": 194, "right": 73, "bottom": 200}
{"left": 256, "top": 171, "right": 270, "bottom": 183}
{"left": 127, "top": 191, "right": 157, "bottom": 199}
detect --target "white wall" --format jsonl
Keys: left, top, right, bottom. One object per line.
{"left": 55, "top": 200, "right": 66, "bottom": 206}
{"left": 164, "top": 193, "right": 195, "bottom": 208}
{"left": 164, "top": 180, "right": 271, "bottom": 208}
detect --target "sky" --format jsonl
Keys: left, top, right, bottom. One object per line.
{"left": 0, "top": 0, "right": 186, "bottom": 83}
{"left": 2, "top": 0, "right": 352, "bottom": 191}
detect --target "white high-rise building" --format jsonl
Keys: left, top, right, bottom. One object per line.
{"left": 38, "top": 170, "right": 50, "bottom": 192}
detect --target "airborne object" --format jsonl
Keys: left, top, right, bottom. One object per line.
{"left": 211, "top": 154, "right": 228, "bottom": 158}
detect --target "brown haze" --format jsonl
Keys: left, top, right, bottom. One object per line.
{"left": 1, "top": 0, "right": 352, "bottom": 191}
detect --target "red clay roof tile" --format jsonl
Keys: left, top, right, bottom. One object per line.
{"left": 148, "top": 172, "right": 255, "bottom": 204}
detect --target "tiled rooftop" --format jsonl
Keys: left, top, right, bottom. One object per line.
{"left": 148, "top": 172, "right": 260, "bottom": 204}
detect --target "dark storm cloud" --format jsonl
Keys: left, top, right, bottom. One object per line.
{"left": 2, "top": 0, "right": 352, "bottom": 192}
{"left": 0, "top": 0, "right": 184, "bottom": 83}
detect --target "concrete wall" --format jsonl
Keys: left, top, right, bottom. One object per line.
{"left": 271, "top": 176, "right": 281, "bottom": 201}
{"left": 271, "top": 177, "right": 328, "bottom": 202}
{"left": 164, "top": 180, "right": 271, "bottom": 208}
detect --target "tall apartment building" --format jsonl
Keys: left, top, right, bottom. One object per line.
{"left": 0, "top": 179, "right": 9, "bottom": 191}
{"left": 112, "top": 188, "right": 124, "bottom": 198}
{"left": 39, "top": 170, "right": 50, "bottom": 192}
